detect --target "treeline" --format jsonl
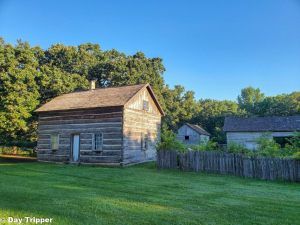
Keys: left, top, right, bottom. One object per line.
{"left": 0, "top": 38, "right": 299, "bottom": 146}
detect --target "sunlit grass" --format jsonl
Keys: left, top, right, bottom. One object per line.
{"left": 0, "top": 162, "right": 299, "bottom": 225}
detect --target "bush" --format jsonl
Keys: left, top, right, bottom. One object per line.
{"left": 285, "top": 132, "right": 300, "bottom": 151}
{"left": 227, "top": 142, "right": 250, "bottom": 154}
{"left": 0, "top": 146, "right": 36, "bottom": 157}
{"left": 157, "top": 129, "right": 187, "bottom": 152}
{"left": 190, "top": 140, "right": 218, "bottom": 151}
{"left": 281, "top": 133, "right": 300, "bottom": 159}
{"left": 157, "top": 130, "right": 300, "bottom": 159}
{"left": 256, "top": 135, "right": 281, "bottom": 157}
{"left": 292, "top": 151, "right": 300, "bottom": 160}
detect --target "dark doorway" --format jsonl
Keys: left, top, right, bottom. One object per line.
{"left": 273, "top": 136, "right": 292, "bottom": 148}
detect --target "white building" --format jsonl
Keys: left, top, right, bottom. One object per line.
{"left": 223, "top": 115, "right": 300, "bottom": 150}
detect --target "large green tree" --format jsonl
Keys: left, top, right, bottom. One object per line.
{"left": 0, "top": 40, "right": 40, "bottom": 145}
{"left": 237, "top": 87, "right": 265, "bottom": 114}
{"left": 162, "top": 85, "right": 200, "bottom": 131}
{"left": 0, "top": 39, "right": 167, "bottom": 146}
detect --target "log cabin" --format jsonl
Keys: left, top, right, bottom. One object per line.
{"left": 35, "top": 82, "right": 164, "bottom": 166}
{"left": 223, "top": 115, "right": 300, "bottom": 150}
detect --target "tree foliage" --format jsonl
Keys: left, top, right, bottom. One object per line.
{"left": 0, "top": 37, "right": 299, "bottom": 146}
{"left": 0, "top": 40, "right": 40, "bottom": 145}
{"left": 191, "top": 99, "right": 244, "bottom": 143}
{"left": 237, "top": 87, "right": 265, "bottom": 114}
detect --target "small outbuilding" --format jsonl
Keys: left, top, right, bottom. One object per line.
{"left": 35, "top": 82, "right": 164, "bottom": 166}
{"left": 177, "top": 123, "right": 210, "bottom": 144}
{"left": 223, "top": 115, "right": 300, "bottom": 150}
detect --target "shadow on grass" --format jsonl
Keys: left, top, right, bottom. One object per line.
{"left": 0, "top": 154, "right": 37, "bottom": 163}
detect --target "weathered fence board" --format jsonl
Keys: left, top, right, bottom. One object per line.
{"left": 157, "top": 150, "right": 300, "bottom": 182}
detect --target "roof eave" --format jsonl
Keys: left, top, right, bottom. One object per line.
{"left": 224, "top": 129, "right": 300, "bottom": 132}
{"left": 146, "top": 85, "right": 165, "bottom": 116}
{"left": 35, "top": 105, "right": 124, "bottom": 114}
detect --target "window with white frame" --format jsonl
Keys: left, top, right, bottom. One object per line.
{"left": 93, "top": 133, "right": 103, "bottom": 151}
{"left": 51, "top": 134, "right": 59, "bottom": 150}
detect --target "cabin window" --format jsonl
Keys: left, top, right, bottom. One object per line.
{"left": 141, "top": 134, "right": 148, "bottom": 151}
{"left": 143, "top": 100, "right": 149, "bottom": 111}
{"left": 93, "top": 133, "right": 103, "bottom": 151}
{"left": 51, "top": 134, "right": 59, "bottom": 150}
{"left": 185, "top": 136, "right": 190, "bottom": 140}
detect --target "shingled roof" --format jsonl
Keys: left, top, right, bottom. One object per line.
{"left": 186, "top": 123, "right": 211, "bottom": 136}
{"left": 36, "top": 83, "right": 164, "bottom": 115}
{"left": 223, "top": 116, "right": 300, "bottom": 132}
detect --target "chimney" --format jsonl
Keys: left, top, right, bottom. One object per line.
{"left": 89, "top": 79, "right": 97, "bottom": 90}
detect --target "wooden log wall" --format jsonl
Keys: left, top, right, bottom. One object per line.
{"left": 37, "top": 107, "right": 123, "bottom": 164}
{"left": 157, "top": 150, "right": 300, "bottom": 182}
{"left": 123, "top": 88, "right": 162, "bottom": 165}
{"left": 123, "top": 108, "right": 161, "bottom": 165}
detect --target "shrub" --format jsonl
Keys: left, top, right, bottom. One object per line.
{"left": 285, "top": 132, "right": 300, "bottom": 151}
{"left": 227, "top": 142, "right": 250, "bottom": 154}
{"left": 157, "top": 129, "right": 187, "bottom": 152}
{"left": 292, "top": 151, "right": 300, "bottom": 160}
{"left": 0, "top": 146, "right": 36, "bottom": 157}
{"left": 280, "top": 133, "right": 300, "bottom": 159}
{"left": 190, "top": 140, "right": 218, "bottom": 151}
{"left": 256, "top": 135, "right": 281, "bottom": 157}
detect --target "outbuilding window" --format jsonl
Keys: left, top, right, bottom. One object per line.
{"left": 51, "top": 134, "right": 59, "bottom": 150}
{"left": 93, "top": 133, "right": 103, "bottom": 151}
{"left": 185, "top": 136, "right": 190, "bottom": 140}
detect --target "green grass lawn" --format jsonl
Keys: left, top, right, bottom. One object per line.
{"left": 0, "top": 162, "right": 299, "bottom": 225}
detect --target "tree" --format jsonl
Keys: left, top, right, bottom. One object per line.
{"left": 92, "top": 51, "right": 165, "bottom": 101}
{"left": 237, "top": 87, "right": 265, "bottom": 114}
{"left": 37, "top": 65, "right": 89, "bottom": 104}
{"left": 0, "top": 40, "right": 40, "bottom": 145}
{"left": 192, "top": 99, "right": 243, "bottom": 143}
{"left": 256, "top": 92, "right": 300, "bottom": 116}
{"left": 162, "top": 85, "right": 200, "bottom": 131}
{"left": 0, "top": 37, "right": 299, "bottom": 146}
{"left": 0, "top": 38, "right": 167, "bottom": 146}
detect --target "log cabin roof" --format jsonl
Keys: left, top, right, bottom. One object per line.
{"left": 36, "top": 83, "right": 165, "bottom": 115}
{"left": 185, "top": 123, "right": 211, "bottom": 136}
{"left": 223, "top": 115, "right": 300, "bottom": 132}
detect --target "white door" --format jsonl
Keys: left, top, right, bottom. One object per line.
{"left": 72, "top": 134, "right": 80, "bottom": 162}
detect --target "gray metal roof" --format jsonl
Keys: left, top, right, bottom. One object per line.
{"left": 223, "top": 115, "right": 300, "bottom": 132}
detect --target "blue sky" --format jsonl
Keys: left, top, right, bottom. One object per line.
{"left": 0, "top": 0, "right": 299, "bottom": 100}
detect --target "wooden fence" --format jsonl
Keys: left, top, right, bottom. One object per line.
{"left": 157, "top": 150, "right": 300, "bottom": 182}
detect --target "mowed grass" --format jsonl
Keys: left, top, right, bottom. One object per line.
{"left": 0, "top": 162, "right": 299, "bottom": 225}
